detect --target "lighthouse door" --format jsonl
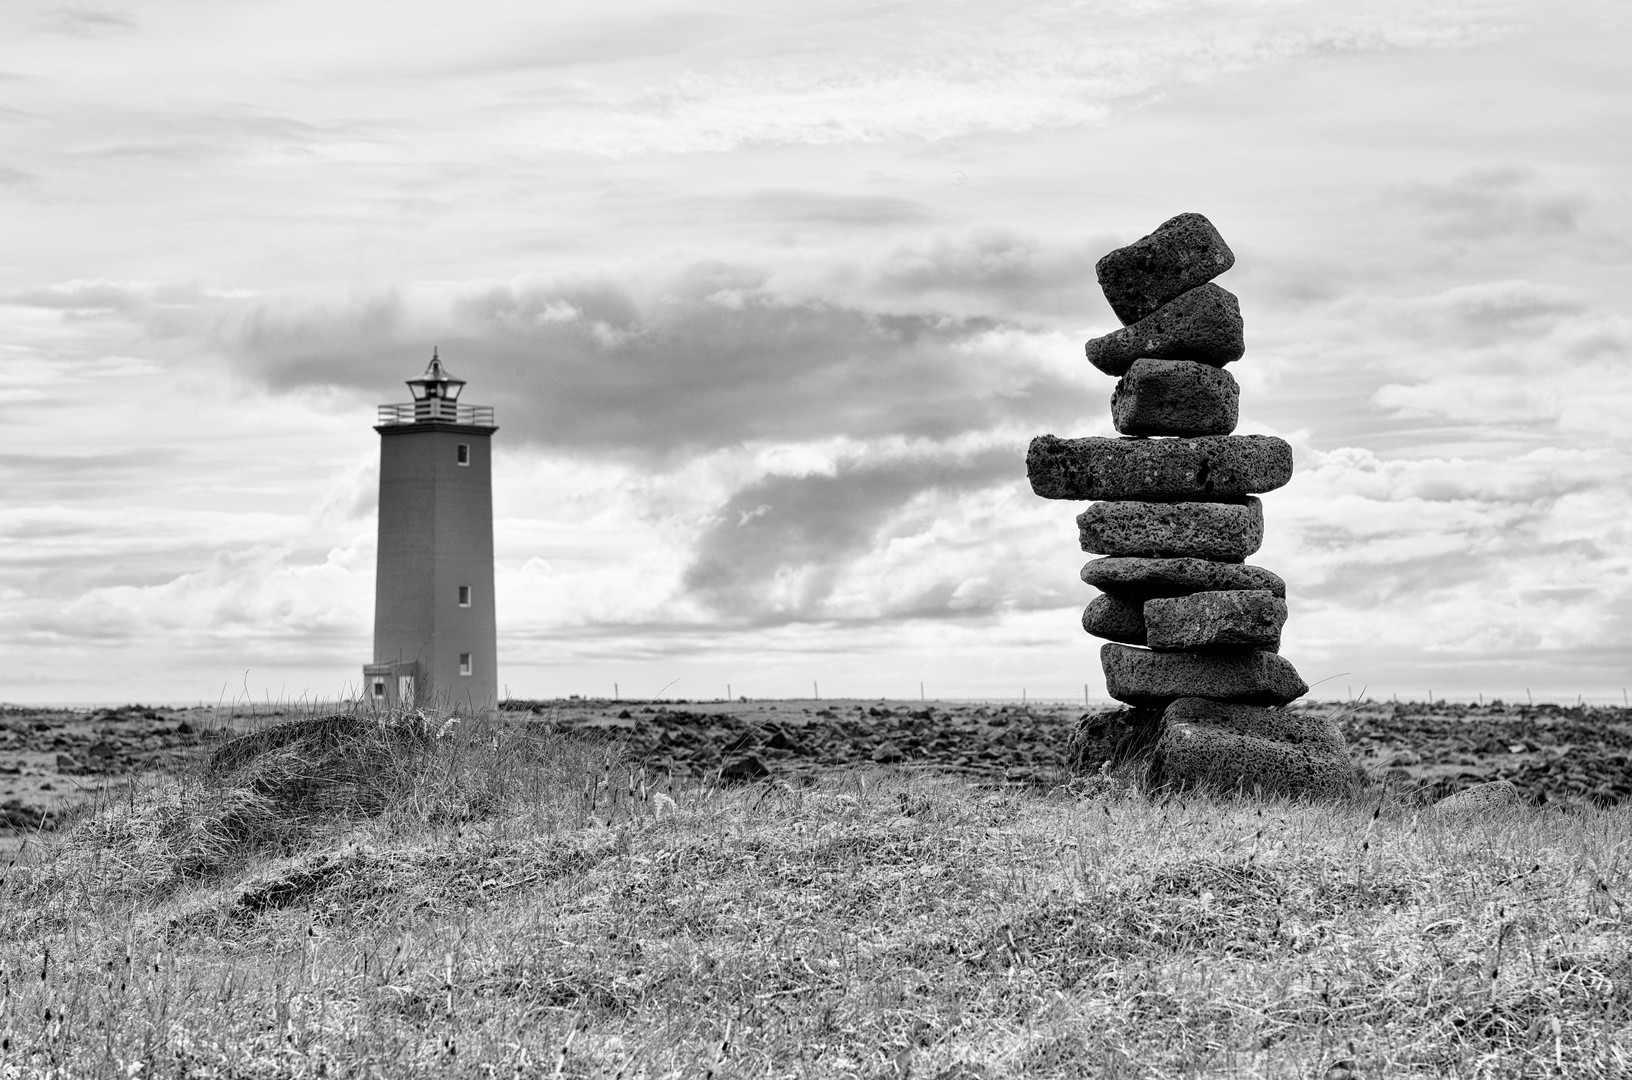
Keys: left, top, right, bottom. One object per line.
{"left": 398, "top": 675, "right": 415, "bottom": 707}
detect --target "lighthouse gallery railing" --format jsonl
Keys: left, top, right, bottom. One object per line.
{"left": 377, "top": 401, "right": 496, "bottom": 426}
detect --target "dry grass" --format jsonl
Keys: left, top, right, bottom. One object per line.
{"left": 2, "top": 707, "right": 1629, "bottom": 1078}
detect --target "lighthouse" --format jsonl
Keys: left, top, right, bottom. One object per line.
{"left": 363, "top": 351, "right": 499, "bottom": 712}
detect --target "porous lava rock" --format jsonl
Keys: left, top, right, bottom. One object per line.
{"left": 1080, "top": 556, "right": 1285, "bottom": 600}
{"left": 1067, "top": 707, "right": 1163, "bottom": 774}
{"left": 1112, "top": 359, "right": 1239, "bottom": 437}
{"left": 1082, "top": 594, "right": 1146, "bottom": 645}
{"left": 1164, "top": 697, "right": 1344, "bottom": 752}
{"left": 1077, "top": 497, "right": 1263, "bottom": 561}
{"left": 1151, "top": 718, "right": 1357, "bottom": 799}
{"left": 1100, "top": 642, "right": 1308, "bottom": 708}
{"left": 1096, "top": 213, "right": 1235, "bottom": 325}
{"left": 1028, "top": 434, "right": 1291, "bottom": 502}
{"left": 1144, "top": 589, "right": 1287, "bottom": 651}
{"left": 1085, "top": 283, "right": 1244, "bottom": 376}
{"left": 1431, "top": 778, "right": 1525, "bottom": 817}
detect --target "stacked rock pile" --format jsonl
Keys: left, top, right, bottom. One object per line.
{"left": 1027, "top": 213, "right": 1354, "bottom": 799}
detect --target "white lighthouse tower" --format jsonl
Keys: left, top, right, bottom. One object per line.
{"left": 363, "top": 352, "right": 499, "bottom": 712}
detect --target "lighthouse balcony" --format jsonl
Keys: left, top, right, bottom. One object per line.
{"left": 377, "top": 400, "right": 496, "bottom": 427}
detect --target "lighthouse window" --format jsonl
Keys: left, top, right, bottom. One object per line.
{"left": 458, "top": 585, "right": 471, "bottom": 607}
{"left": 459, "top": 653, "right": 473, "bottom": 676}
{"left": 371, "top": 678, "right": 386, "bottom": 699}
{"left": 456, "top": 444, "right": 470, "bottom": 466}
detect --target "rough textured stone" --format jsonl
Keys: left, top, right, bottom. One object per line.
{"left": 1432, "top": 779, "right": 1525, "bottom": 817}
{"left": 1144, "top": 589, "right": 1286, "bottom": 651}
{"left": 1028, "top": 435, "right": 1291, "bottom": 502}
{"left": 1100, "top": 642, "right": 1308, "bottom": 708}
{"left": 1078, "top": 498, "right": 1263, "bottom": 561}
{"left": 1082, "top": 594, "right": 1146, "bottom": 645}
{"left": 1067, "top": 707, "right": 1163, "bottom": 775}
{"left": 1097, "top": 213, "right": 1235, "bottom": 325}
{"left": 1152, "top": 718, "right": 1357, "bottom": 799}
{"left": 1112, "top": 359, "right": 1239, "bottom": 437}
{"left": 1164, "top": 697, "right": 1345, "bottom": 752}
{"left": 1086, "top": 284, "right": 1244, "bottom": 376}
{"left": 1081, "top": 557, "right": 1285, "bottom": 600}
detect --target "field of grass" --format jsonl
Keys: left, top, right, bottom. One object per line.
{"left": 3, "top": 709, "right": 1629, "bottom": 1078}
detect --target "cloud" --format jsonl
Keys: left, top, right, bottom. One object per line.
{"left": 43, "top": 7, "right": 136, "bottom": 38}
{"left": 1263, "top": 443, "right": 1632, "bottom": 666}
{"left": 228, "top": 261, "right": 1099, "bottom": 461}
{"left": 1401, "top": 168, "right": 1588, "bottom": 242}
{"left": 682, "top": 445, "right": 1019, "bottom": 622}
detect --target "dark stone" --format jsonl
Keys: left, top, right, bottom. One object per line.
{"left": 870, "top": 741, "right": 904, "bottom": 764}
{"left": 1028, "top": 435, "right": 1291, "bottom": 502}
{"left": 1100, "top": 643, "right": 1308, "bottom": 708}
{"left": 1081, "top": 557, "right": 1285, "bottom": 600}
{"left": 720, "top": 756, "right": 771, "bottom": 782}
{"left": 1068, "top": 708, "right": 1163, "bottom": 773}
{"left": 1078, "top": 498, "right": 1263, "bottom": 561}
{"left": 1152, "top": 699, "right": 1355, "bottom": 799}
{"left": 1163, "top": 697, "right": 1344, "bottom": 751}
{"left": 1086, "top": 284, "right": 1244, "bottom": 376}
{"left": 1082, "top": 594, "right": 1146, "bottom": 645}
{"left": 1096, "top": 213, "right": 1235, "bottom": 325}
{"left": 1144, "top": 590, "right": 1287, "bottom": 651}
{"left": 1112, "top": 360, "right": 1239, "bottom": 437}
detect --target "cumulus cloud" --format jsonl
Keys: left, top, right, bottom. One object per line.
{"left": 682, "top": 445, "right": 1020, "bottom": 622}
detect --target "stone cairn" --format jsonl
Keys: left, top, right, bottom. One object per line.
{"left": 1027, "top": 213, "right": 1355, "bottom": 799}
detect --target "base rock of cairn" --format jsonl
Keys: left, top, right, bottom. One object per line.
{"left": 1031, "top": 211, "right": 1355, "bottom": 800}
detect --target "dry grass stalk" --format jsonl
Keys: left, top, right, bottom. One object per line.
{"left": 1, "top": 705, "right": 1628, "bottom": 1078}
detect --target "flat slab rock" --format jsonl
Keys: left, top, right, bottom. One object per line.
{"left": 1097, "top": 212, "right": 1235, "bottom": 325}
{"left": 1081, "top": 556, "right": 1285, "bottom": 600}
{"left": 1112, "top": 359, "right": 1239, "bottom": 437}
{"left": 1082, "top": 594, "right": 1147, "bottom": 645}
{"left": 1078, "top": 497, "right": 1263, "bottom": 561}
{"left": 1029, "top": 434, "right": 1291, "bottom": 502}
{"left": 1100, "top": 642, "right": 1308, "bottom": 708}
{"left": 1086, "top": 284, "right": 1244, "bottom": 376}
{"left": 1144, "top": 589, "right": 1286, "bottom": 650}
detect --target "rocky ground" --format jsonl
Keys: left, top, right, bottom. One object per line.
{"left": 3, "top": 697, "right": 1628, "bottom": 845}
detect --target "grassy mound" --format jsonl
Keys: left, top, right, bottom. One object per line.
{"left": 3, "top": 710, "right": 1629, "bottom": 1077}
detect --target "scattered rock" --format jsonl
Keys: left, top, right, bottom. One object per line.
{"left": 1431, "top": 779, "right": 1524, "bottom": 816}
{"left": 1111, "top": 359, "right": 1239, "bottom": 436}
{"left": 1101, "top": 643, "right": 1308, "bottom": 708}
{"left": 1082, "top": 594, "right": 1147, "bottom": 645}
{"left": 1028, "top": 434, "right": 1291, "bottom": 502}
{"left": 1096, "top": 212, "right": 1235, "bottom": 325}
{"left": 54, "top": 753, "right": 82, "bottom": 773}
{"left": 1144, "top": 589, "right": 1286, "bottom": 651}
{"left": 1080, "top": 556, "right": 1285, "bottom": 600}
{"left": 719, "top": 756, "right": 771, "bottom": 782}
{"left": 1077, "top": 497, "right": 1263, "bottom": 561}
{"left": 1085, "top": 283, "right": 1244, "bottom": 375}
{"left": 871, "top": 741, "right": 904, "bottom": 764}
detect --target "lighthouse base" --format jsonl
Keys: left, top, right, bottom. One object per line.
{"left": 363, "top": 661, "right": 419, "bottom": 709}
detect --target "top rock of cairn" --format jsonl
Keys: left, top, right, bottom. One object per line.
{"left": 1096, "top": 212, "right": 1235, "bottom": 326}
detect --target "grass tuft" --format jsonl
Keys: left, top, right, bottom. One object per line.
{"left": 3, "top": 707, "right": 1628, "bottom": 1077}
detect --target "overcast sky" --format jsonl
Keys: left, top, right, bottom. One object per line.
{"left": 3, "top": 0, "right": 1629, "bottom": 705}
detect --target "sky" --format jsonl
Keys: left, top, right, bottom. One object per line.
{"left": 2, "top": 0, "right": 1629, "bottom": 705}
